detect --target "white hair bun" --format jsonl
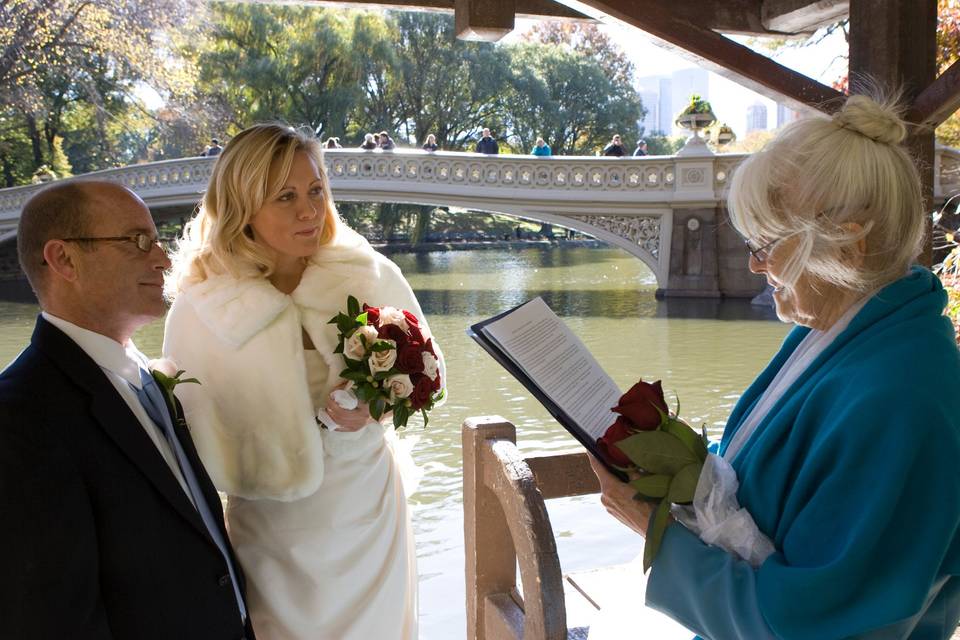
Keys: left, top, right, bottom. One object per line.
{"left": 832, "top": 95, "right": 908, "bottom": 145}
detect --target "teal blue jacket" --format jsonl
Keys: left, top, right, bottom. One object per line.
{"left": 532, "top": 144, "right": 552, "bottom": 156}
{"left": 647, "top": 267, "right": 960, "bottom": 639}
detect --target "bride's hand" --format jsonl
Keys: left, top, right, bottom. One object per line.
{"left": 324, "top": 382, "right": 395, "bottom": 432}
{"left": 325, "top": 381, "right": 372, "bottom": 432}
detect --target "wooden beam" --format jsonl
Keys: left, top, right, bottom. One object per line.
{"left": 455, "top": 0, "right": 515, "bottom": 40}
{"left": 310, "top": 0, "right": 588, "bottom": 21}
{"left": 761, "top": 0, "right": 849, "bottom": 33}
{"left": 910, "top": 60, "right": 960, "bottom": 128}
{"left": 849, "top": 0, "right": 937, "bottom": 266}
{"left": 310, "top": 0, "right": 850, "bottom": 35}
{"left": 550, "top": 0, "right": 845, "bottom": 114}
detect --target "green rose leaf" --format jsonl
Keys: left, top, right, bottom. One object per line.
{"left": 643, "top": 498, "right": 672, "bottom": 573}
{"left": 615, "top": 430, "right": 699, "bottom": 475}
{"left": 369, "top": 394, "right": 386, "bottom": 420}
{"left": 355, "top": 384, "right": 377, "bottom": 403}
{"left": 629, "top": 474, "right": 671, "bottom": 499}
{"left": 663, "top": 418, "right": 708, "bottom": 462}
{"left": 371, "top": 341, "right": 395, "bottom": 352}
{"left": 347, "top": 295, "right": 360, "bottom": 318}
{"left": 355, "top": 311, "right": 368, "bottom": 325}
{"left": 393, "top": 402, "right": 410, "bottom": 429}
{"left": 420, "top": 407, "right": 429, "bottom": 429}
{"left": 667, "top": 462, "right": 702, "bottom": 505}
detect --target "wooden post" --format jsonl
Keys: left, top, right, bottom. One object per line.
{"left": 849, "top": 0, "right": 938, "bottom": 265}
{"left": 455, "top": 0, "right": 515, "bottom": 42}
{"left": 463, "top": 416, "right": 520, "bottom": 640}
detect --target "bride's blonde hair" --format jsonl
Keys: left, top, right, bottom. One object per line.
{"left": 167, "top": 123, "right": 339, "bottom": 295}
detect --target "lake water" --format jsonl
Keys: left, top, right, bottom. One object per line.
{"left": 0, "top": 245, "right": 789, "bottom": 639}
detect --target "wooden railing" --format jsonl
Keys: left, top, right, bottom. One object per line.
{"left": 463, "top": 416, "right": 600, "bottom": 640}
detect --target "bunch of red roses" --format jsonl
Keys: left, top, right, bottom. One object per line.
{"left": 596, "top": 379, "right": 709, "bottom": 572}
{"left": 329, "top": 296, "right": 444, "bottom": 429}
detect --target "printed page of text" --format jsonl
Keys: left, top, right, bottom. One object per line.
{"left": 483, "top": 297, "right": 622, "bottom": 440}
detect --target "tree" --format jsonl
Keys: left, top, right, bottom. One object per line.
{"left": 365, "top": 12, "right": 510, "bottom": 150}
{"left": 524, "top": 22, "right": 636, "bottom": 88}
{"left": 0, "top": 0, "right": 203, "bottom": 183}
{"left": 195, "top": 4, "right": 370, "bottom": 139}
{"left": 503, "top": 43, "right": 644, "bottom": 155}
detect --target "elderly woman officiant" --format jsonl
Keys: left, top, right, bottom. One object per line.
{"left": 591, "top": 94, "right": 960, "bottom": 640}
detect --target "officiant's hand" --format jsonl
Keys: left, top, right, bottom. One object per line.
{"left": 589, "top": 455, "right": 664, "bottom": 538}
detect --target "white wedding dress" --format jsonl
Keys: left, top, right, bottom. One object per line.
{"left": 226, "top": 350, "right": 417, "bottom": 640}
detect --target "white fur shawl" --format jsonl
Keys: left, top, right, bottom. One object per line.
{"left": 162, "top": 225, "right": 443, "bottom": 501}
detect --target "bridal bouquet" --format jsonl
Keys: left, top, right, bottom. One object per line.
{"left": 328, "top": 295, "right": 444, "bottom": 429}
{"left": 596, "top": 379, "right": 708, "bottom": 572}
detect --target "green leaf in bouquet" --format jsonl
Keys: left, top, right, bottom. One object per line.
{"left": 643, "top": 498, "right": 672, "bottom": 573}
{"left": 374, "top": 370, "right": 392, "bottom": 381}
{"left": 421, "top": 407, "right": 429, "bottom": 429}
{"left": 393, "top": 402, "right": 410, "bottom": 429}
{"left": 337, "top": 316, "right": 356, "bottom": 335}
{"left": 355, "top": 311, "right": 369, "bottom": 325}
{"left": 348, "top": 295, "right": 360, "bottom": 318}
{"left": 340, "top": 370, "right": 369, "bottom": 384}
{"left": 371, "top": 341, "right": 396, "bottom": 352}
{"left": 667, "top": 462, "right": 702, "bottom": 505}
{"left": 334, "top": 342, "right": 344, "bottom": 355}
{"left": 662, "top": 418, "right": 708, "bottom": 462}
{"left": 629, "top": 474, "right": 671, "bottom": 499}
{"left": 370, "top": 394, "right": 387, "bottom": 420}
{"left": 355, "top": 384, "right": 377, "bottom": 403}
{"left": 616, "top": 431, "right": 699, "bottom": 475}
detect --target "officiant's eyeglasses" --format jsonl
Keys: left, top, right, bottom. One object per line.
{"left": 41, "top": 233, "right": 172, "bottom": 265}
{"left": 744, "top": 236, "right": 783, "bottom": 264}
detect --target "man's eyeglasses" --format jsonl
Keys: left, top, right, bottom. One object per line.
{"left": 61, "top": 233, "right": 171, "bottom": 253}
{"left": 41, "top": 233, "right": 173, "bottom": 265}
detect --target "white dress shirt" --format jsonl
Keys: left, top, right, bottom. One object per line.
{"left": 42, "top": 312, "right": 194, "bottom": 504}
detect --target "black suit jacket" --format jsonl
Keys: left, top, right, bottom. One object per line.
{"left": 0, "top": 317, "right": 255, "bottom": 640}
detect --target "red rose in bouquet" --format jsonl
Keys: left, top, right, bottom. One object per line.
{"left": 330, "top": 296, "right": 444, "bottom": 429}
{"left": 596, "top": 378, "right": 708, "bottom": 572}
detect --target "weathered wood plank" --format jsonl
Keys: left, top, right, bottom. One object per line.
{"left": 485, "top": 438, "right": 568, "bottom": 639}
{"left": 463, "top": 417, "right": 521, "bottom": 640}
{"left": 849, "top": 0, "right": 937, "bottom": 265}
{"left": 483, "top": 593, "right": 525, "bottom": 640}
{"left": 761, "top": 0, "right": 849, "bottom": 32}
{"left": 526, "top": 451, "right": 599, "bottom": 500}
{"left": 455, "top": 0, "right": 515, "bottom": 41}
{"left": 910, "top": 60, "right": 960, "bottom": 128}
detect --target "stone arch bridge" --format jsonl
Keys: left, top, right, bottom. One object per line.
{"left": 1, "top": 147, "right": 958, "bottom": 298}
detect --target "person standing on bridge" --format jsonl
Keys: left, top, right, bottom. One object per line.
{"left": 164, "top": 123, "right": 444, "bottom": 640}
{"left": 602, "top": 134, "right": 626, "bottom": 156}
{"left": 475, "top": 127, "right": 499, "bottom": 154}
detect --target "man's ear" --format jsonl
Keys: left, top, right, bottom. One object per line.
{"left": 42, "top": 239, "right": 80, "bottom": 283}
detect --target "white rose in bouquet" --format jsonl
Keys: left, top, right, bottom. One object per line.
{"left": 422, "top": 352, "right": 439, "bottom": 381}
{"left": 369, "top": 339, "right": 398, "bottom": 374}
{"left": 385, "top": 373, "right": 414, "bottom": 401}
{"left": 378, "top": 306, "right": 409, "bottom": 331}
{"left": 344, "top": 325, "right": 379, "bottom": 360}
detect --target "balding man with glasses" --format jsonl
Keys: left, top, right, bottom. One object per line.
{"left": 0, "top": 181, "right": 255, "bottom": 640}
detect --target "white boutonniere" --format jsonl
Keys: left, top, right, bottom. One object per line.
{"left": 147, "top": 358, "right": 200, "bottom": 427}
